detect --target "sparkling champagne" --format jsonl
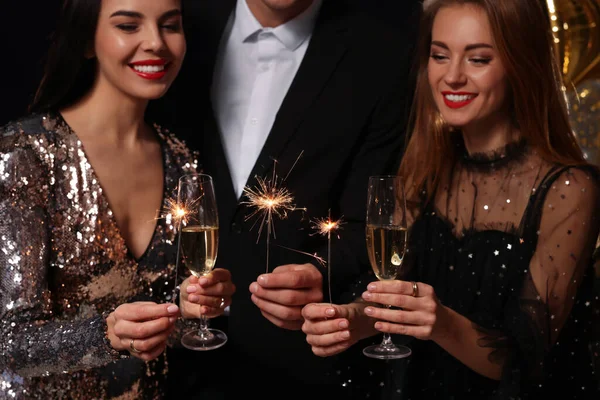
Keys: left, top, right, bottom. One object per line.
{"left": 365, "top": 225, "right": 407, "bottom": 280}
{"left": 180, "top": 225, "right": 219, "bottom": 277}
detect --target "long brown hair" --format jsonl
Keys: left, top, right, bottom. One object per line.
{"left": 399, "top": 0, "right": 586, "bottom": 203}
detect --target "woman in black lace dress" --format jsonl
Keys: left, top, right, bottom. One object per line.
{"left": 301, "top": 0, "right": 600, "bottom": 398}
{"left": 0, "top": 0, "right": 235, "bottom": 399}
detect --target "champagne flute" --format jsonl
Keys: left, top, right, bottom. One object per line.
{"left": 363, "top": 175, "right": 412, "bottom": 359}
{"left": 178, "top": 174, "right": 227, "bottom": 351}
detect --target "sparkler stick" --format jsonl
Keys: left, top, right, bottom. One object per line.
{"left": 242, "top": 152, "right": 306, "bottom": 273}
{"left": 310, "top": 209, "right": 344, "bottom": 304}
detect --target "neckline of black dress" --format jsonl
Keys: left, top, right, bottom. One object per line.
{"left": 458, "top": 136, "right": 528, "bottom": 172}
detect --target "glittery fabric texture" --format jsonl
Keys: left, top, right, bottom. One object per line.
{"left": 0, "top": 112, "right": 198, "bottom": 399}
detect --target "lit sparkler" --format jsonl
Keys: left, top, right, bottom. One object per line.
{"left": 160, "top": 195, "right": 201, "bottom": 301}
{"left": 242, "top": 152, "right": 306, "bottom": 273}
{"left": 310, "top": 209, "right": 344, "bottom": 304}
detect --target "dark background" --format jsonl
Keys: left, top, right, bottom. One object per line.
{"left": 0, "top": 0, "right": 419, "bottom": 126}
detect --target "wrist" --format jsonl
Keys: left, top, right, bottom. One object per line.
{"left": 431, "top": 304, "right": 455, "bottom": 345}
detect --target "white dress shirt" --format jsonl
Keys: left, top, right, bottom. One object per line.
{"left": 211, "top": 0, "right": 323, "bottom": 199}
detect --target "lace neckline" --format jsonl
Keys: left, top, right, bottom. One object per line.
{"left": 458, "top": 137, "right": 528, "bottom": 171}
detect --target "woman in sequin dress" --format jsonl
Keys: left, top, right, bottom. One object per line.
{"left": 0, "top": 0, "right": 235, "bottom": 399}
{"left": 302, "top": 0, "right": 600, "bottom": 398}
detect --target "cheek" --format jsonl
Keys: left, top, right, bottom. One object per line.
{"left": 168, "top": 37, "right": 187, "bottom": 62}
{"left": 95, "top": 33, "right": 131, "bottom": 67}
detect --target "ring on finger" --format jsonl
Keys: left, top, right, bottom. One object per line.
{"left": 219, "top": 297, "right": 226, "bottom": 308}
{"left": 411, "top": 281, "right": 419, "bottom": 297}
{"left": 130, "top": 339, "right": 141, "bottom": 354}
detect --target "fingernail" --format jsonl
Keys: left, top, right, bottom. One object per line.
{"left": 257, "top": 275, "right": 267, "bottom": 285}
{"left": 375, "top": 322, "right": 383, "bottom": 330}
{"left": 341, "top": 331, "right": 350, "bottom": 339}
{"left": 368, "top": 284, "right": 377, "bottom": 291}
{"left": 363, "top": 292, "right": 372, "bottom": 300}
{"left": 199, "top": 277, "right": 208, "bottom": 286}
{"left": 167, "top": 305, "right": 179, "bottom": 314}
{"left": 325, "top": 308, "right": 335, "bottom": 317}
{"left": 189, "top": 295, "right": 199, "bottom": 303}
{"left": 339, "top": 320, "right": 348, "bottom": 329}
{"left": 169, "top": 317, "right": 177, "bottom": 324}
{"left": 364, "top": 307, "right": 373, "bottom": 315}
{"left": 249, "top": 283, "right": 257, "bottom": 293}
{"left": 186, "top": 285, "right": 197, "bottom": 293}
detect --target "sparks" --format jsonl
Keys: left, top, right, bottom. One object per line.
{"left": 310, "top": 210, "right": 344, "bottom": 304}
{"left": 276, "top": 244, "right": 326, "bottom": 267}
{"left": 241, "top": 152, "right": 306, "bottom": 273}
{"left": 159, "top": 195, "right": 202, "bottom": 301}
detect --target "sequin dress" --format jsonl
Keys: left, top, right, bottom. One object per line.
{"left": 0, "top": 112, "right": 198, "bottom": 399}
{"left": 399, "top": 139, "right": 600, "bottom": 399}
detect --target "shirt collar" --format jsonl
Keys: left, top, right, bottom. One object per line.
{"left": 234, "top": 0, "right": 322, "bottom": 51}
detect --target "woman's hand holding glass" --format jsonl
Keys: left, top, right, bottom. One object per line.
{"left": 180, "top": 268, "right": 236, "bottom": 319}
{"left": 301, "top": 302, "right": 378, "bottom": 357}
{"left": 106, "top": 302, "right": 180, "bottom": 361}
{"left": 362, "top": 280, "right": 451, "bottom": 342}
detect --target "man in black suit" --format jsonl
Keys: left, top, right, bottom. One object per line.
{"left": 154, "top": 0, "right": 420, "bottom": 398}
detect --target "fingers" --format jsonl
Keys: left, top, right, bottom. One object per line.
{"left": 301, "top": 303, "right": 349, "bottom": 321}
{"left": 249, "top": 282, "right": 322, "bottom": 306}
{"left": 361, "top": 291, "right": 420, "bottom": 310}
{"left": 113, "top": 302, "right": 179, "bottom": 322}
{"left": 306, "top": 329, "right": 352, "bottom": 348}
{"left": 132, "top": 342, "right": 168, "bottom": 362}
{"left": 373, "top": 321, "right": 433, "bottom": 340}
{"left": 180, "top": 296, "right": 231, "bottom": 319}
{"left": 311, "top": 341, "right": 354, "bottom": 358}
{"left": 364, "top": 307, "right": 434, "bottom": 326}
{"left": 259, "top": 308, "right": 304, "bottom": 330}
{"left": 367, "top": 280, "right": 433, "bottom": 298}
{"left": 250, "top": 294, "right": 303, "bottom": 324}
{"left": 122, "top": 325, "right": 175, "bottom": 353}
{"left": 257, "top": 264, "right": 322, "bottom": 289}
{"left": 113, "top": 316, "right": 176, "bottom": 339}
{"left": 302, "top": 317, "right": 350, "bottom": 337}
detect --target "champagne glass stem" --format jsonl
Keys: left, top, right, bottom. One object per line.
{"left": 197, "top": 315, "right": 214, "bottom": 340}
{"left": 380, "top": 332, "right": 394, "bottom": 349}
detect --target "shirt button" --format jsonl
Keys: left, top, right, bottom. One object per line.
{"left": 231, "top": 222, "right": 242, "bottom": 234}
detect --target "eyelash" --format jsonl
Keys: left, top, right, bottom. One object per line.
{"left": 429, "top": 54, "right": 492, "bottom": 65}
{"left": 116, "top": 23, "right": 181, "bottom": 33}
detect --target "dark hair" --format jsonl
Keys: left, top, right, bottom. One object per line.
{"left": 399, "top": 0, "right": 586, "bottom": 203}
{"left": 29, "top": 0, "right": 101, "bottom": 113}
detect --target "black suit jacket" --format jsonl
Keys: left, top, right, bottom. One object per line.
{"left": 152, "top": 0, "right": 421, "bottom": 395}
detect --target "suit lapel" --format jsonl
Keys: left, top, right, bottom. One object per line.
{"left": 191, "top": 0, "right": 239, "bottom": 224}
{"left": 242, "top": 1, "right": 353, "bottom": 194}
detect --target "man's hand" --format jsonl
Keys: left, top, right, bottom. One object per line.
{"left": 180, "top": 268, "right": 236, "bottom": 319}
{"left": 249, "top": 263, "right": 323, "bottom": 330}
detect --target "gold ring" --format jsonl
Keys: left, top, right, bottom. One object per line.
{"left": 130, "top": 339, "right": 141, "bottom": 354}
{"left": 411, "top": 281, "right": 418, "bottom": 297}
{"left": 219, "top": 297, "right": 226, "bottom": 308}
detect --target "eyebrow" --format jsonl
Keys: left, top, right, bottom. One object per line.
{"left": 431, "top": 40, "right": 494, "bottom": 51}
{"left": 110, "top": 9, "right": 182, "bottom": 19}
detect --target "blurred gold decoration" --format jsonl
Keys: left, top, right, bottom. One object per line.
{"left": 546, "top": 0, "right": 600, "bottom": 87}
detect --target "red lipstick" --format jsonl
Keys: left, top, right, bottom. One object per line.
{"left": 442, "top": 91, "right": 478, "bottom": 109}
{"left": 129, "top": 59, "right": 169, "bottom": 80}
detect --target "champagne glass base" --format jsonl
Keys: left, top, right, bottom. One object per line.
{"left": 363, "top": 343, "right": 411, "bottom": 360}
{"left": 181, "top": 329, "right": 227, "bottom": 351}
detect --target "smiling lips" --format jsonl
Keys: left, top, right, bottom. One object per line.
{"left": 129, "top": 59, "right": 169, "bottom": 80}
{"left": 442, "top": 91, "right": 478, "bottom": 109}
